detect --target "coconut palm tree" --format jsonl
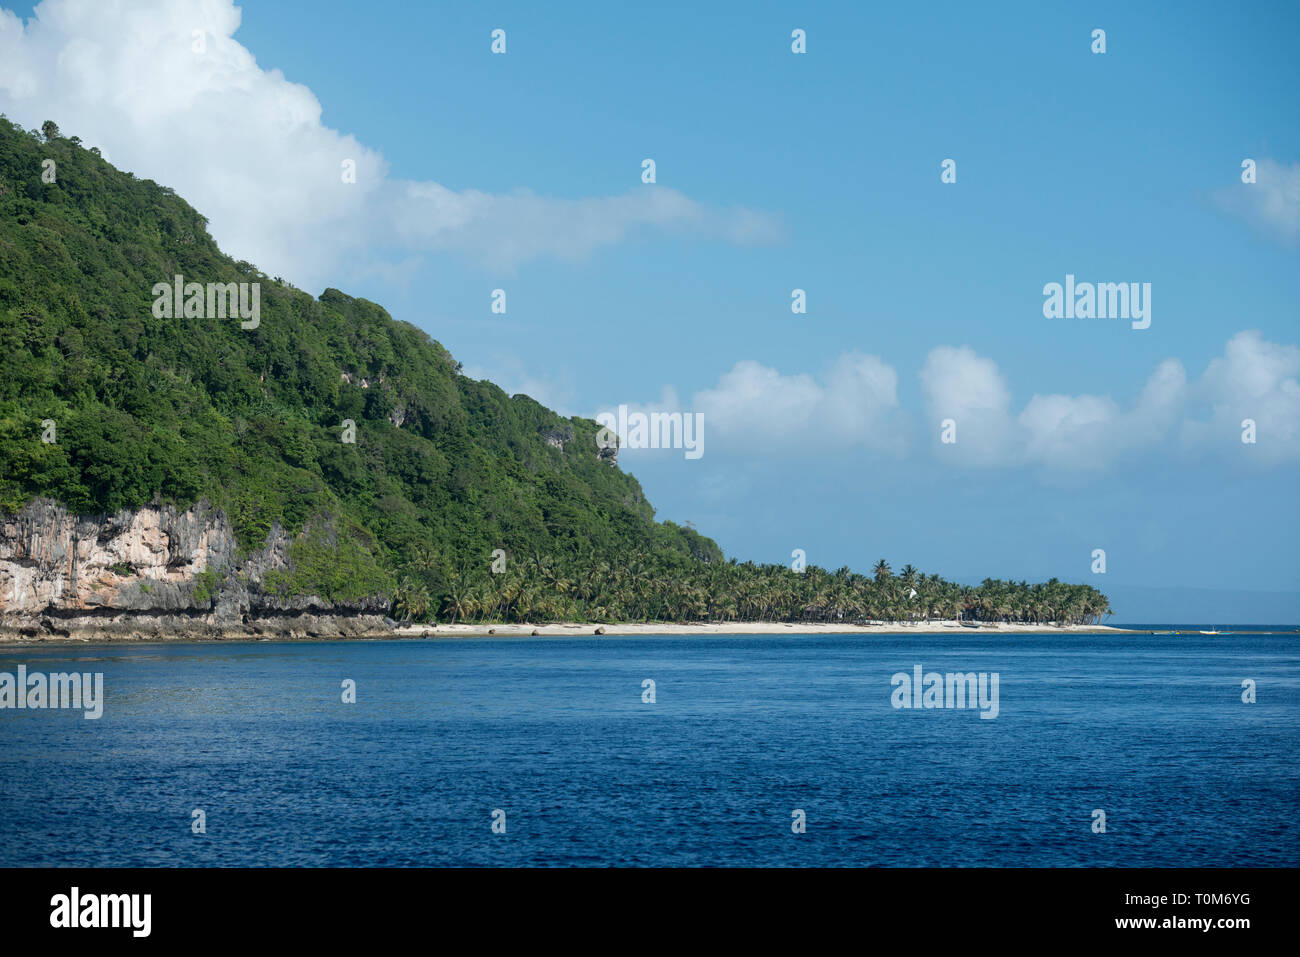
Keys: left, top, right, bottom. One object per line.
{"left": 394, "top": 576, "right": 430, "bottom": 623}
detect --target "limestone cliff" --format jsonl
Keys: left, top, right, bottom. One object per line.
{"left": 0, "top": 499, "right": 390, "bottom": 641}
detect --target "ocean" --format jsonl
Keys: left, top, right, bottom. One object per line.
{"left": 1, "top": 632, "right": 1296, "bottom": 867}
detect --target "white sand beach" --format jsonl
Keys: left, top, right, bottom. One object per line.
{"left": 393, "top": 620, "right": 1138, "bottom": 638}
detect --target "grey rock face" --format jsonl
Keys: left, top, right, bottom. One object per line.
{"left": 0, "top": 499, "right": 390, "bottom": 641}
{"left": 541, "top": 424, "right": 574, "bottom": 451}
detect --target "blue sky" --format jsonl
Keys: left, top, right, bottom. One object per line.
{"left": 1, "top": 0, "right": 1297, "bottom": 620}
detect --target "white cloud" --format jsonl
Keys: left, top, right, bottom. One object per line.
{"left": 694, "top": 363, "right": 822, "bottom": 441}
{"left": 1182, "top": 330, "right": 1300, "bottom": 465}
{"left": 920, "top": 333, "right": 1298, "bottom": 470}
{"left": 919, "top": 344, "right": 1194, "bottom": 470}
{"left": 393, "top": 182, "right": 778, "bottom": 273}
{"left": 1017, "top": 393, "right": 1122, "bottom": 471}
{"left": 592, "top": 354, "right": 908, "bottom": 459}
{"left": 691, "top": 353, "right": 907, "bottom": 455}
{"left": 919, "top": 346, "right": 1015, "bottom": 466}
{"left": 1215, "top": 158, "right": 1300, "bottom": 245}
{"left": 0, "top": 0, "right": 778, "bottom": 290}
{"left": 609, "top": 333, "right": 1298, "bottom": 470}
{"left": 1015, "top": 359, "right": 1189, "bottom": 471}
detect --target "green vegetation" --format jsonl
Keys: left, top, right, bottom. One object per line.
{"left": 262, "top": 521, "right": 394, "bottom": 604}
{"left": 0, "top": 118, "right": 1111, "bottom": 626}
{"left": 191, "top": 567, "right": 220, "bottom": 605}
{"left": 430, "top": 554, "right": 1111, "bottom": 626}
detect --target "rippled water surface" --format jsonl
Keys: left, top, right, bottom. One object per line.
{"left": 1, "top": 634, "right": 1296, "bottom": 866}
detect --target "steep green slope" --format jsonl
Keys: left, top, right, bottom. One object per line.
{"left": 0, "top": 117, "right": 719, "bottom": 616}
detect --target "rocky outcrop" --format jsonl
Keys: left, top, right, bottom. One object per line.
{"left": 0, "top": 499, "right": 391, "bottom": 642}
{"left": 541, "top": 424, "right": 573, "bottom": 451}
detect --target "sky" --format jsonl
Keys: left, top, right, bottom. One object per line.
{"left": 1, "top": 0, "right": 1297, "bottom": 621}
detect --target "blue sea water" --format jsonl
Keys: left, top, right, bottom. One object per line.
{"left": 0, "top": 633, "right": 1296, "bottom": 867}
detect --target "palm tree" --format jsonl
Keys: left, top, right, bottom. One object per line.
{"left": 442, "top": 572, "right": 470, "bottom": 623}
{"left": 394, "top": 576, "right": 430, "bottom": 623}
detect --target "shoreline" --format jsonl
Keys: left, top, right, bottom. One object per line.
{"left": 0, "top": 619, "right": 1150, "bottom": 645}
{"left": 394, "top": 621, "right": 1145, "bottom": 638}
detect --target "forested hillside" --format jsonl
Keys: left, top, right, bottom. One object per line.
{"left": 0, "top": 117, "right": 720, "bottom": 617}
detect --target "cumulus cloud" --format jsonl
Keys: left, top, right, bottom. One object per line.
{"left": 1215, "top": 158, "right": 1300, "bottom": 245}
{"left": 1017, "top": 393, "right": 1124, "bottom": 470}
{"left": 1181, "top": 330, "right": 1300, "bottom": 466}
{"left": 591, "top": 353, "right": 908, "bottom": 460}
{"left": 1013, "top": 359, "right": 1189, "bottom": 471}
{"left": 0, "top": 0, "right": 778, "bottom": 289}
{"left": 920, "top": 333, "right": 1298, "bottom": 470}
{"left": 607, "top": 332, "right": 1299, "bottom": 470}
{"left": 920, "top": 346, "right": 1193, "bottom": 471}
{"left": 918, "top": 346, "right": 1015, "bottom": 466}
{"left": 692, "top": 353, "right": 907, "bottom": 455}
